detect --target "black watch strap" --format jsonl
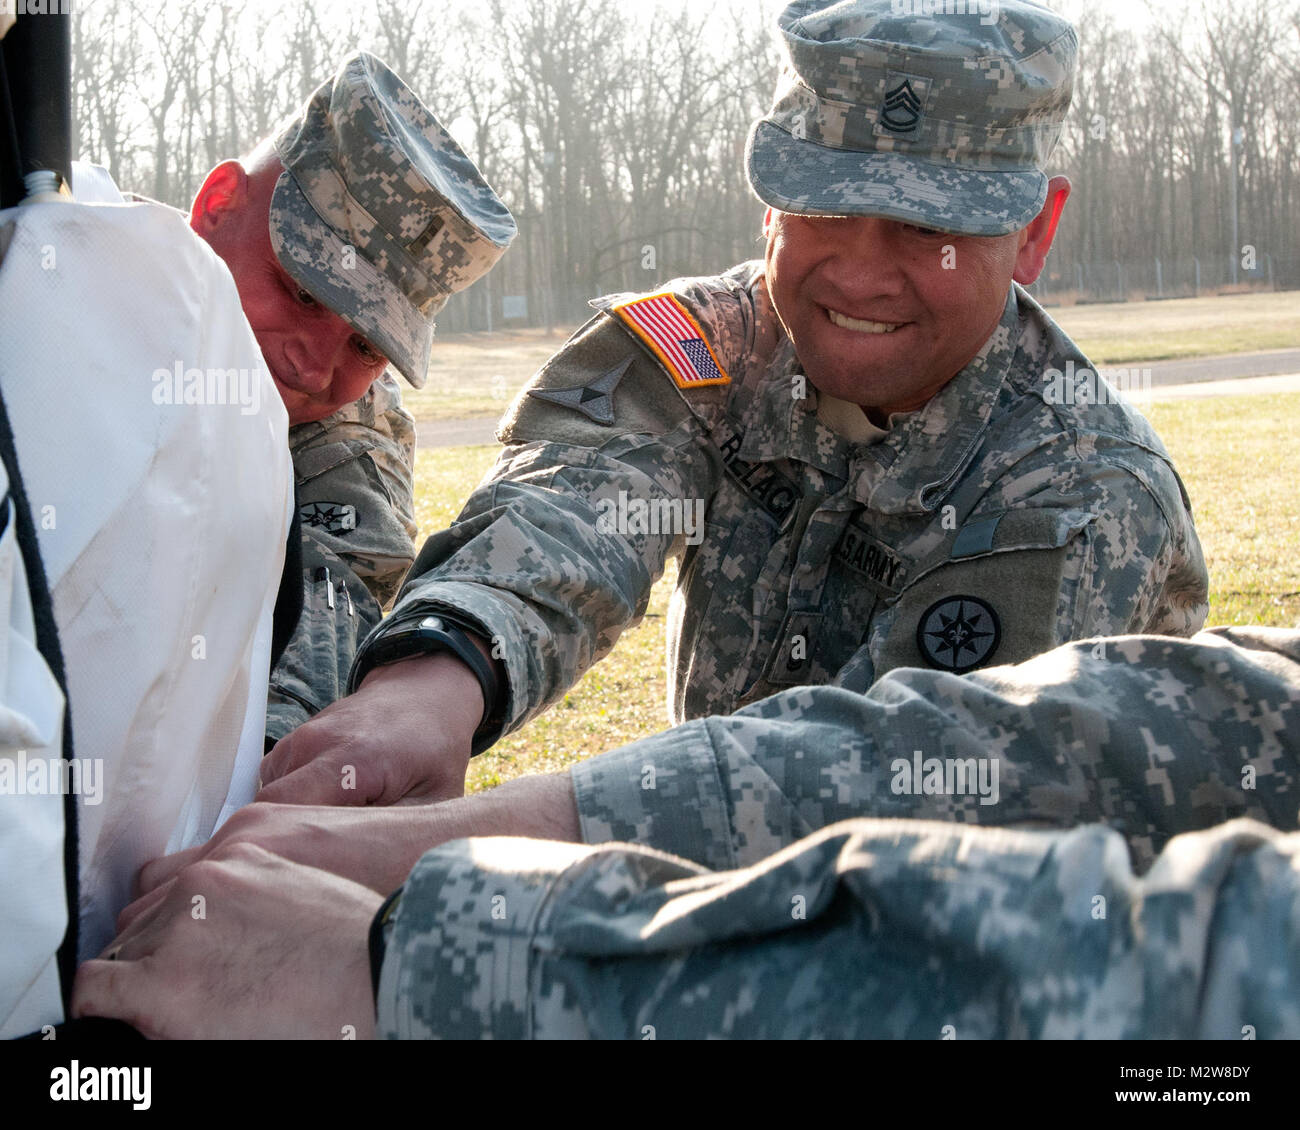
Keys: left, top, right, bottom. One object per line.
{"left": 369, "top": 888, "right": 404, "bottom": 1003}
{"left": 348, "top": 613, "right": 504, "bottom": 754}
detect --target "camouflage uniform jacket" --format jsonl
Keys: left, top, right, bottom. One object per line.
{"left": 266, "top": 370, "right": 417, "bottom": 741}
{"left": 381, "top": 260, "right": 1207, "bottom": 744}
{"left": 376, "top": 626, "right": 1300, "bottom": 1038}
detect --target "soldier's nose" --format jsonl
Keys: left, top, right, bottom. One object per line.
{"left": 283, "top": 339, "right": 335, "bottom": 396}
{"left": 828, "top": 220, "right": 906, "bottom": 297}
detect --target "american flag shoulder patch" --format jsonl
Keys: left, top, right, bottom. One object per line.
{"left": 610, "top": 293, "right": 731, "bottom": 389}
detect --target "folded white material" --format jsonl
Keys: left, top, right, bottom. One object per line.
{"left": 0, "top": 481, "right": 68, "bottom": 1037}
{"left": 0, "top": 170, "right": 290, "bottom": 1034}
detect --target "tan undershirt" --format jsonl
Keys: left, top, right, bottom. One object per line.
{"left": 817, "top": 392, "right": 911, "bottom": 446}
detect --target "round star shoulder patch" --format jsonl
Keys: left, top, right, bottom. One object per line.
{"left": 300, "top": 501, "right": 358, "bottom": 535}
{"left": 916, "top": 595, "right": 1001, "bottom": 674}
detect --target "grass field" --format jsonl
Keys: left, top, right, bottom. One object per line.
{"left": 405, "top": 290, "right": 1300, "bottom": 423}
{"left": 404, "top": 327, "right": 571, "bottom": 422}
{"left": 1054, "top": 291, "right": 1300, "bottom": 365}
{"left": 410, "top": 390, "right": 1300, "bottom": 793}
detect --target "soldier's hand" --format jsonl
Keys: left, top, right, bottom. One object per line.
{"left": 258, "top": 652, "right": 483, "bottom": 805}
{"left": 137, "top": 775, "right": 583, "bottom": 899}
{"left": 74, "top": 843, "right": 380, "bottom": 1039}
{"left": 136, "top": 801, "right": 440, "bottom": 898}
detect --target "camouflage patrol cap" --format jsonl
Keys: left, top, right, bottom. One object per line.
{"left": 269, "top": 52, "right": 516, "bottom": 388}
{"left": 746, "top": 0, "right": 1077, "bottom": 236}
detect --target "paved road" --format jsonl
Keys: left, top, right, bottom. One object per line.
{"left": 1145, "top": 372, "right": 1300, "bottom": 401}
{"left": 1143, "top": 348, "right": 1300, "bottom": 387}
{"left": 415, "top": 416, "right": 500, "bottom": 449}
{"left": 415, "top": 348, "right": 1300, "bottom": 449}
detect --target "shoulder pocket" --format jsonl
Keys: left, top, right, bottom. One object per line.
{"left": 293, "top": 437, "right": 372, "bottom": 486}
{"left": 499, "top": 312, "right": 726, "bottom": 449}
{"left": 875, "top": 507, "right": 1095, "bottom": 677}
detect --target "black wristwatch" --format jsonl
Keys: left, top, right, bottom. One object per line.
{"left": 348, "top": 613, "right": 504, "bottom": 755}
{"left": 369, "top": 888, "right": 404, "bottom": 1003}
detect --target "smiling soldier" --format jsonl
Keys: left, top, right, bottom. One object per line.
{"left": 260, "top": 0, "right": 1208, "bottom": 806}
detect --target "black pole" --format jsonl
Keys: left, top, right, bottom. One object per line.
{"left": 0, "top": 48, "right": 24, "bottom": 208}
{"left": 0, "top": 5, "right": 73, "bottom": 207}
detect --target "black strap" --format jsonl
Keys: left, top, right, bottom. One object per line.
{"left": 369, "top": 888, "right": 404, "bottom": 1002}
{"left": 270, "top": 485, "right": 303, "bottom": 670}
{"left": 0, "top": 382, "right": 79, "bottom": 1012}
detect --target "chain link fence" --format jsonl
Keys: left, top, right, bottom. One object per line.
{"left": 1025, "top": 254, "right": 1297, "bottom": 306}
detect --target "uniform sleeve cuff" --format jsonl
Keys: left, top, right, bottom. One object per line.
{"left": 264, "top": 694, "right": 313, "bottom": 745}
{"left": 374, "top": 836, "right": 593, "bottom": 1039}
{"left": 569, "top": 718, "right": 737, "bottom": 872}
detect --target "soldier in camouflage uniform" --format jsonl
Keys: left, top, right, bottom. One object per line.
{"left": 182, "top": 52, "right": 516, "bottom": 745}
{"left": 74, "top": 624, "right": 1300, "bottom": 1038}
{"left": 263, "top": 0, "right": 1206, "bottom": 805}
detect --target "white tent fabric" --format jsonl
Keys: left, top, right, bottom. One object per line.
{"left": 0, "top": 469, "right": 68, "bottom": 1037}
{"left": 0, "top": 178, "right": 291, "bottom": 1035}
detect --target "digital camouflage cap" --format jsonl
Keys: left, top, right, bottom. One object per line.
{"left": 746, "top": 0, "right": 1077, "bottom": 236}
{"left": 270, "top": 52, "right": 517, "bottom": 388}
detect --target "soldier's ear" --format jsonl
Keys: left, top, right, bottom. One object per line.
{"left": 762, "top": 207, "right": 775, "bottom": 239}
{"left": 1012, "top": 175, "right": 1070, "bottom": 285}
{"left": 189, "top": 160, "right": 250, "bottom": 237}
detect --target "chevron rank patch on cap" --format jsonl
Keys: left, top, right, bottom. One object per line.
{"left": 611, "top": 294, "right": 731, "bottom": 389}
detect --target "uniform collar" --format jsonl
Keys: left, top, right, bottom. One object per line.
{"left": 860, "top": 286, "right": 1020, "bottom": 514}
{"left": 736, "top": 339, "right": 852, "bottom": 482}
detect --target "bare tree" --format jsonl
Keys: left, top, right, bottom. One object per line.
{"left": 68, "top": 0, "right": 1300, "bottom": 324}
{"left": 72, "top": 0, "right": 146, "bottom": 188}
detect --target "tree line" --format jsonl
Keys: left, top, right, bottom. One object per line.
{"left": 70, "top": 0, "right": 1300, "bottom": 329}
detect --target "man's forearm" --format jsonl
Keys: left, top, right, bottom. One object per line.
{"left": 358, "top": 771, "right": 582, "bottom": 898}
{"left": 411, "top": 771, "right": 582, "bottom": 852}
